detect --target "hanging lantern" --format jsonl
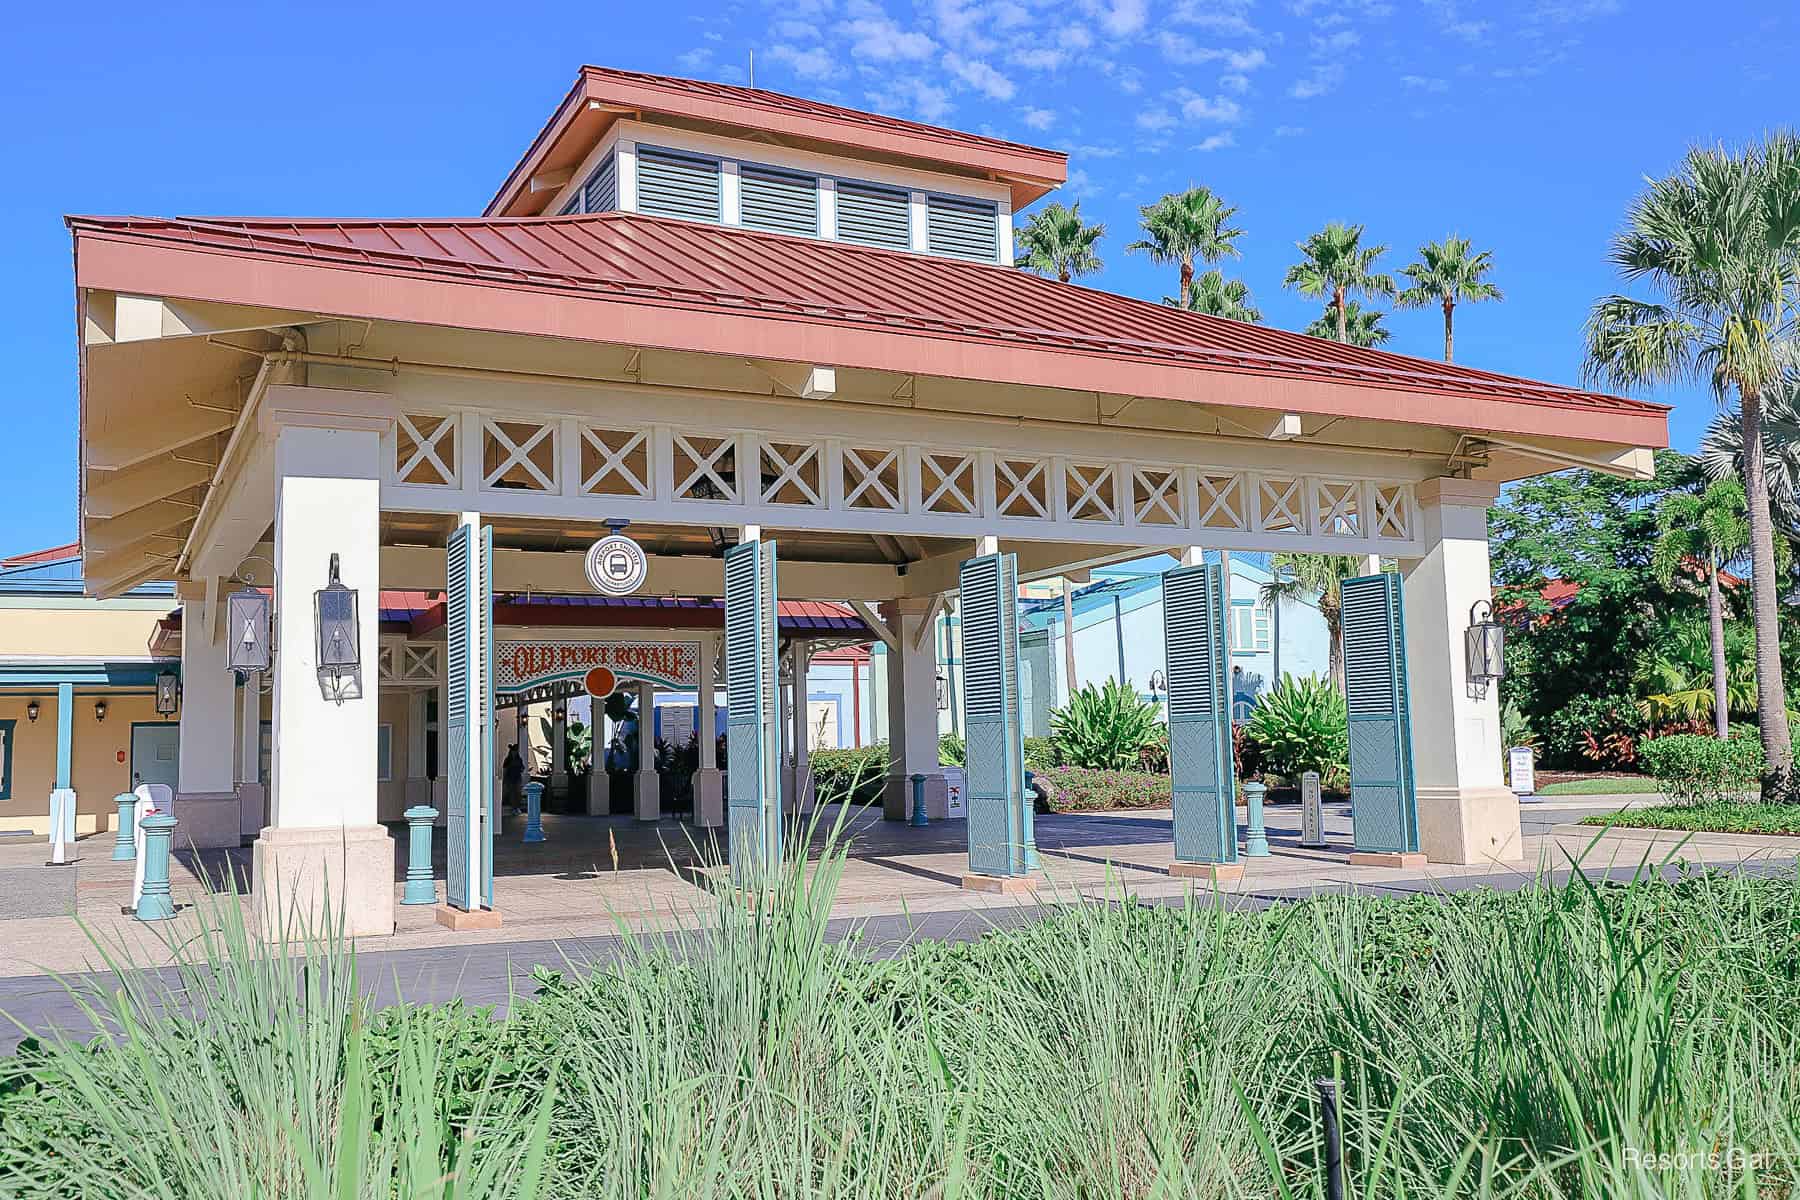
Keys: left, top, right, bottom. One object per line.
{"left": 155, "top": 671, "right": 180, "bottom": 716}
{"left": 1465, "top": 599, "right": 1506, "bottom": 685}
{"left": 226, "top": 587, "right": 272, "bottom": 675}
{"left": 314, "top": 553, "right": 362, "bottom": 704}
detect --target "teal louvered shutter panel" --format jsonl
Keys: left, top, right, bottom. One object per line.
{"left": 926, "top": 195, "right": 1000, "bottom": 261}
{"left": 835, "top": 180, "right": 910, "bottom": 250}
{"left": 445, "top": 524, "right": 473, "bottom": 910}
{"left": 481, "top": 525, "right": 496, "bottom": 907}
{"left": 724, "top": 539, "right": 782, "bottom": 879}
{"left": 1342, "top": 572, "right": 1419, "bottom": 854}
{"left": 637, "top": 147, "right": 721, "bottom": 223}
{"left": 1164, "top": 563, "right": 1237, "bottom": 865}
{"left": 740, "top": 164, "right": 819, "bottom": 236}
{"left": 581, "top": 153, "right": 617, "bottom": 214}
{"left": 558, "top": 194, "right": 581, "bottom": 216}
{"left": 960, "top": 553, "right": 1031, "bottom": 877}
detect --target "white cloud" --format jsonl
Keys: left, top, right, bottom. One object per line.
{"left": 1219, "top": 72, "right": 1250, "bottom": 92}
{"left": 842, "top": 13, "right": 936, "bottom": 60}
{"left": 1064, "top": 167, "right": 1096, "bottom": 198}
{"left": 1275, "top": 124, "right": 1306, "bottom": 136}
{"left": 866, "top": 77, "right": 953, "bottom": 120}
{"left": 1289, "top": 62, "right": 1345, "bottom": 98}
{"left": 1194, "top": 132, "right": 1236, "bottom": 151}
{"left": 768, "top": 43, "right": 839, "bottom": 79}
{"left": 943, "top": 52, "right": 1017, "bottom": 100}
{"left": 1061, "top": 23, "right": 1094, "bottom": 48}
{"left": 1021, "top": 106, "right": 1055, "bottom": 130}
{"left": 1135, "top": 107, "right": 1176, "bottom": 131}
{"left": 1094, "top": 0, "right": 1148, "bottom": 38}
{"left": 677, "top": 46, "right": 713, "bottom": 71}
{"left": 1310, "top": 29, "right": 1360, "bottom": 56}
{"left": 1176, "top": 90, "right": 1243, "bottom": 122}
{"left": 1171, "top": 0, "right": 1260, "bottom": 36}
{"left": 991, "top": 0, "right": 1030, "bottom": 27}
{"left": 1401, "top": 74, "right": 1449, "bottom": 92}
{"left": 1155, "top": 33, "right": 1269, "bottom": 70}
{"left": 1013, "top": 46, "right": 1069, "bottom": 70}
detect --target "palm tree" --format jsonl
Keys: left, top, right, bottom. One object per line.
{"left": 1260, "top": 554, "right": 1364, "bottom": 688}
{"left": 1396, "top": 235, "right": 1503, "bottom": 361}
{"left": 1650, "top": 479, "right": 1755, "bottom": 737}
{"left": 1168, "top": 269, "right": 1262, "bottom": 322}
{"left": 1283, "top": 221, "right": 1397, "bottom": 344}
{"left": 1636, "top": 618, "right": 1757, "bottom": 728}
{"left": 1127, "top": 186, "right": 1243, "bottom": 300}
{"left": 1699, "top": 373, "right": 1800, "bottom": 535}
{"left": 1584, "top": 132, "right": 1800, "bottom": 786}
{"left": 1304, "top": 300, "right": 1391, "bottom": 347}
{"left": 1015, "top": 202, "right": 1105, "bottom": 283}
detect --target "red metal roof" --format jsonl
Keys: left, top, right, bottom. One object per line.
{"left": 69, "top": 211, "right": 1664, "bottom": 442}
{"left": 2, "top": 542, "right": 80, "bottom": 568}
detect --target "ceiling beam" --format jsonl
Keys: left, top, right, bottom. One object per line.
{"left": 85, "top": 408, "right": 232, "bottom": 473}
{"left": 85, "top": 500, "right": 196, "bottom": 556}
{"left": 84, "top": 456, "right": 213, "bottom": 519}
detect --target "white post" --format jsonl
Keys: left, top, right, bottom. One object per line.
{"left": 1400, "top": 478, "right": 1521, "bottom": 865}
{"left": 254, "top": 420, "right": 394, "bottom": 938}
{"left": 406, "top": 688, "right": 429, "bottom": 810}
{"left": 792, "top": 640, "right": 813, "bottom": 813}
{"left": 175, "top": 594, "right": 242, "bottom": 848}
{"left": 550, "top": 699, "right": 568, "bottom": 792}
{"left": 882, "top": 598, "right": 947, "bottom": 820}
{"left": 634, "top": 679, "right": 660, "bottom": 821}
{"left": 694, "top": 634, "right": 722, "bottom": 825}
{"left": 1360, "top": 553, "right": 1382, "bottom": 577}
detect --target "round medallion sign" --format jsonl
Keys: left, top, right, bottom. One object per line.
{"left": 585, "top": 534, "right": 647, "bottom": 596}
{"left": 582, "top": 666, "right": 618, "bottom": 697}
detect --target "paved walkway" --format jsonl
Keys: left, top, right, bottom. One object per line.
{"left": 2, "top": 795, "right": 1794, "bottom": 1052}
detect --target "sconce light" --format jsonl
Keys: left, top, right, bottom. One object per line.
{"left": 25, "top": 699, "right": 39, "bottom": 724}
{"left": 94, "top": 699, "right": 108, "bottom": 723}
{"left": 226, "top": 586, "right": 272, "bottom": 675}
{"left": 1466, "top": 599, "right": 1506, "bottom": 686}
{"left": 935, "top": 668, "right": 949, "bottom": 711}
{"left": 155, "top": 671, "right": 180, "bottom": 716}
{"left": 1148, "top": 669, "right": 1167, "bottom": 702}
{"left": 314, "top": 553, "right": 362, "bottom": 704}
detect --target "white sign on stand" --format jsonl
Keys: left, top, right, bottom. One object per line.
{"left": 1508, "top": 746, "right": 1536, "bottom": 798}
{"left": 943, "top": 766, "right": 967, "bottom": 818}
{"left": 1299, "top": 771, "right": 1328, "bottom": 848}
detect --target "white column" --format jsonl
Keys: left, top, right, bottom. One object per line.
{"left": 634, "top": 679, "right": 660, "bottom": 821}
{"left": 792, "top": 641, "right": 813, "bottom": 813}
{"left": 176, "top": 594, "right": 243, "bottom": 848}
{"left": 1400, "top": 478, "right": 1521, "bottom": 865}
{"left": 406, "top": 688, "right": 429, "bottom": 810}
{"left": 254, "top": 420, "right": 393, "bottom": 938}
{"left": 882, "top": 598, "right": 948, "bottom": 820}
{"left": 236, "top": 672, "right": 266, "bottom": 838}
{"left": 432, "top": 662, "right": 449, "bottom": 818}
{"left": 694, "top": 634, "right": 722, "bottom": 825}
{"left": 550, "top": 699, "right": 568, "bottom": 791}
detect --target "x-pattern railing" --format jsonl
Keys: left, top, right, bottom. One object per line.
{"left": 580, "top": 428, "right": 652, "bottom": 497}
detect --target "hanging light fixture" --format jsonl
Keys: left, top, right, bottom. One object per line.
{"left": 1465, "top": 599, "right": 1506, "bottom": 686}
{"left": 25, "top": 699, "right": 39, "bottom": 723}
{"left": 155, "top": 671, "right": 180, "bottom": 717}
{"left": 314, "top": 553, "right": 362, "bottom": 704}
{"left": 226, "top": 586, "right": 272, "bottom": 675}
{"left": 93, "top": 699, "right": 107, "bottom": 723}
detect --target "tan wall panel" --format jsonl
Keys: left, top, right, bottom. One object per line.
{"left": 0, "top": 694, "right": 168, "bottom": 834}
{"left": 0, "top": 608, "right": 165, "bottom": 659}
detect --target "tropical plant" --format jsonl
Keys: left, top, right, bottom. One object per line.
{"left": 1500, "top": 699, "right": 1537, "bottom": 751}
{"left": 1033, "top": 766, "right": 1170, "bottom": 811}
{"left": 1638, "top": 732, "right": 1764, "bottom": 806}
{"left": 1395, "top": 235, "right": 1503, "bottom": 361}
{"left": 1167, "top": 268, "right": 1262, "bottom": 321}
{"left": 1013, "top": 201, "right": 1104, "bottom": 283}
{"left": 1283, "top": 221, "right": 1397, "bottom": 344}
{"left": 1127, "top": 185, "right": 1243, "bottom": 300}
{"left": 1699, "top": 371, "right": 1800, "bottom": 533}
{"left": 1243, "top": 673, "right": 1349, "bottom": 780}
{"left": 539, "top": 715, "right": 594, "bottom": 775}
{"left": 1260, "top": 553, "right": 1364, "bottom": 687}
{"left": 1636, "top": 617, "right": 1758, "bottom": 727}
{"left": 938, "top": 730, "right": 966, "bottom": 766}
{"left": 1049, "top": 678, "right": 1163, "bottom": 771}
{"left": 808, "top": 743, "right": 888, "bottom": 806}
{"left": 1584, "top": 131, "right": 1800, "bottom": 788}
{"left": 1650, "top": 478, "right": 1768, "bottom": 735}
{"left": 1303, "top": 299, "right": 1390, "bottom": 347}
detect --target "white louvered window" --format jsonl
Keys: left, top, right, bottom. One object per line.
{"left": 637, "top": 147, "right": 722, "bottom": 222}
{"left": 926, "top": 194, "right": 999, "bottom": 262}
{"left": 834, "top": 180, "right": 910, "bottom": 250}
{"left": 740, "top": 164, "right": 819, "bottom": 237}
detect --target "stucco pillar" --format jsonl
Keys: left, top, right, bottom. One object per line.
{"left": 693, "top": 634, "right": 722, "bottom": 826}
{"left": 634, "top": 679, "right": 659, "bottom": 821}
{"left": 792, "top": 641, "right": 813, "bottom": 814}
{"left": 1400, "top": 478, "right": 1521, "bottom": 865}
{"left": 405, "top": 688, "right": 430, "bottom": 811}
{"left": 882, "top": 599, "right": 947, "bottom": 820}
{"left": 176, "top": 595, "right": 244, "bottom": 848}
{"left": 550, "top": 699, "right": 568, "bottom": 793}
{"left": 236, "top": 673, "right": 267, "bottom": 839}
{"left": 254, "top": 420, "right": 394, "bottom": 938}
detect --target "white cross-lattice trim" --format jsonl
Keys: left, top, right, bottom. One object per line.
{"left": 1374, "top": 485, "right": 1410, "bottom": 539}
{"left": 1197, "top": 473, "right": 1247, "bottom": 530}
{"left": 1133, "top": 467, "right": 1183, "bottom": 525}
{"left": 580, "top": 428, "right": 652, "bottom": 497}
{"left": 395, "top": 413, "right": 457, "bottom": 486}
{"left": 1258, "top": 477, "right": 1304, "bottom": 532}
{"left": 996, "top": 457, "right": 1050, "bottom": 518}
{"left": 483, "top": 419, "right": 558, "bottom": 492}
{"left": 760, "top": 441, "right": 824, "bottom": 506}
{"left": 921, "top": 453, "right": 977, "bottom": 515}
{"left": 1316, "top": 479, "right": 1361, "bottom": 536}
{"left": 674, "top": 434, "right": 740, "bottom": 502}
{"left": 843, "top": 447, "right": 903, "bottom": 510}
{"left": 1066, "top": 462, "right": 1118, "bottom": 522}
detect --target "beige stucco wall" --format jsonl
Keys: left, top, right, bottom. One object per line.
{"left": 0, "top": 693, "right": 172, "bottom": 834}
{"left": 0, "top": 602, "right": 165, "bottom": 659}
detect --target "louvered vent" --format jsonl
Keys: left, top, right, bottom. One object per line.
{"left": 637, "top": 147, "right": 721, "bottom": 223}
{"left": 926, "top": 194, "right": 999, "bottom": 261}
{"left": 834, "top": 180, "right": 910, "bottom": 250}
{"left": 580, "top": 154, "right": 617, "bottom": 214}
{"left": 740, "top": 164, "right": 819, "bottom": 236}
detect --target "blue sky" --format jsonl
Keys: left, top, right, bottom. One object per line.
{"left": 2, "top": 1, "right": 1794, "bottom": 554}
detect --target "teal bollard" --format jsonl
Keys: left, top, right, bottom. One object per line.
{"left": 112, "top": 793, "right": 137, "bottom": 861}
{"left": 402, "top": 806, "right": 438, "bottom": 904}
{"left": 135, "top": 813, "right": 178, "bottom": 921}
{"left": 1243, "top": 781, "right": 1271, "bottom": 857}
{"left": 909, "top": 773, "right": 929, "bottom": 827}
{"left": 523, "top": 782, "right": 546, "bottom": 843}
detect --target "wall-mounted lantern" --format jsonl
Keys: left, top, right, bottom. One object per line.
{"left": 935, "top": 668, "right": 949, "bottom": 711}
{"left": 1466, "top": 599, "right": 1506, "bottom": 687}
{"left": 226, "top": 587, "right": 271, "bottom": 676}
{"left": 155, "top": 671, "right": 180, "bottom": 717}
{"left": 314, "top": 553, "right": 362, "bottom": 704}
{"left": 25, "top": 699, "right": 39, "bottom": 724}
{"left": 94, "top": 699, "right": 108, "bottom": 723}
{"left": 1148, "top": 669, "right": 1167, "bottom": 703}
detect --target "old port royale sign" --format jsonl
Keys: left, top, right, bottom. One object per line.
{"left": 497, "top": 640, "right": 700, "bottom": 698}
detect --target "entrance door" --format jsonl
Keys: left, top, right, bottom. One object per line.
{"left": 131, "top": 723, "right": 180, "bottom": 791}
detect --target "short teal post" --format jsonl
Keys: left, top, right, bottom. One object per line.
{"left": 908, "top": 773, "right": 929, "bottom": 827}
{"left": 523, "top": 782, "right": 546, "bottom": 843}
{"left": 111, "top": 793, "right": 137, "bottom": 861}
{"left": 1243, "top": 781, "right": 1270, "bottom": 857}
{"left": 135, "top": 813, "right": 177, "bottom": 921}
{"left": 402, "top": 806, "right": 438, "bottom": 904}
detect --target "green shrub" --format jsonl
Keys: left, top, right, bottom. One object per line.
{"left": 1050, "top": 679, "right": 1163, "bottom": 770}
{"left": 1243, "top": 674, "right": 1348, "bottom": 780}
{"left": 1638, "top": 733, "right": 1763, "bottom": 806}
{"left": 1034, "top": 766, "right": 1169, "bottom": 812}
{"left": 809, "top": 744, "right": 888, "bottom": 805}
{"left": 938, "top": 731, "right": 965, "bottom": 766}
{"left": 1022, "top": 736, "right": 1060, "bottom": 772}
{"left": 1542, "top": 693, "right": 1645, "bottom": 770}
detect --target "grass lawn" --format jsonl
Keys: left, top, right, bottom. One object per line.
{"left": 1581, "top": 800, "right": 1800, "bottom": 835}
{"left": 4, "top": 848, "right": 1800, "bottom": 1197}
{"left": 1536, "top": 776, "right": 1663, "bottom": 796}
